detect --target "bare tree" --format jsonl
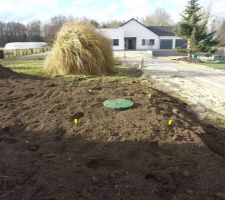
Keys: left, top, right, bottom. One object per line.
{"left": 101, "top": 20, "right": 125, "bottom": 28}
{"left": 0, "top": 16, "right": 103, "bottom": 46}
{"left": 218, "top": 20, "right": 225, "bottom": 46}
{"left": 0, "top": 22, "right": 5, "bottom": 47}
{"left": 201, "top": 5, "right": 212, "bottom": 22}
{"left": 142, "top": 8, "right": 174, "bottom": 26}
{"left": 209, "top": 17, "right": 225, "bottom": 47}
{"left": 43, "top": 15, "right": 67, "bottom": 44}
{"left": 27, "top": 21, "right": 42, "bottom": 42}
{"left": 0, "top": 21, "right": 27, "bottom": 46}
{"left": 80, "top": 17, "right": 100, "bottom": 28}
{"left": 89, "top": 19, "right": 100, "bottom": 28}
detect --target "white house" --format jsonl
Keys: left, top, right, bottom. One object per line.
{"left": 100, "top": 18, "right": 187, "bottom": 51}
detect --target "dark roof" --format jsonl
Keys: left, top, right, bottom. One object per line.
{"left": 120, "top": 18, "right": 176, "bottom": 36}
{"left": 147, "top": 26, "right": 175, "bottom": 36}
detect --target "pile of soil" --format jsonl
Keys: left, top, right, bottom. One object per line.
{"left": 0, "top": 64, "right": 32, "bottom": 79}
{"left": 0, "top": 71, "right": 225, "bottom": 200}
{"left": 172, "top": 57, "right": 203, "bottom": 63}
{"left": 0, "top": 64, "right": 16, "bottom": 79}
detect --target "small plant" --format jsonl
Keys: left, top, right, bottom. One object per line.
{"left": 44, "top": 21, "right": 114, "bottom": 75}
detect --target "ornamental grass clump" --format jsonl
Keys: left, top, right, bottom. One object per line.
{"left": 44, "top": 22, "right": 114, "bottom": 75}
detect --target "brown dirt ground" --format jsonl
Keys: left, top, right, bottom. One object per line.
{"left": 172, "top": 57, "right": 204, "bottom": 63}
{"left": 0, "top": 65, "right": 225, "bottom": 200}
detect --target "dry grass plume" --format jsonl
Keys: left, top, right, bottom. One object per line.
{"left": 44, "top": 22, "right": 114, "bottom": 75}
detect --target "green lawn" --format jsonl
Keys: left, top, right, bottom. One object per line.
{"left": 0, "top": 58, "right": 142, "bottom": 82}
{"left": 0, "top": 59, "right": 46, "bottom": 77}
{"left": 200, "top": 62, "right": 225, "bottom": 70}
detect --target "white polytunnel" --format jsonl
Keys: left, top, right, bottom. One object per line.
{"left": 4, "top": 42, "right": 47, "bottom": 50}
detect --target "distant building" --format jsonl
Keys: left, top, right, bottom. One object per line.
{"left": 100, "top": 18, "right": 187, "bottom": 51}
{"left": 4, "top": 42, "right": 47, "bottom": 50}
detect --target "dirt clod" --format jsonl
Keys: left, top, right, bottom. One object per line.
{"left": 182, "top": 170, "right": 191, "bottom": 178}
{"left": 27, "top": 144, "right": 40, "bottom": 151}
{"left": 72, "top": 112, "right": 85, "bottom": 120}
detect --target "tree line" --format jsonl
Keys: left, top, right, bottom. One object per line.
{"left": 0, "top": 20, "right": 43, "bottom": 47}
{"left": 0, "top": 9, "right": 176, "bottom": 47}
{"left": 0, "top": 7, "right": 224, "bottom": 48}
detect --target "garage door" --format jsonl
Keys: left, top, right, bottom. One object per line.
{"left": 160, "top": 39, "right": 173, "bottom": 49}
{"left": 175, "top": 39, "right": 187, "bottom": 48}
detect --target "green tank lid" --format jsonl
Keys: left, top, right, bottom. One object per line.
{"left": 103, "top": 99, "right": 134, "bottom": 110}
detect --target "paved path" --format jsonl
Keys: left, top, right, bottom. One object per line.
{"left": 114, "top": 51, "right": 225, "bottom": 120}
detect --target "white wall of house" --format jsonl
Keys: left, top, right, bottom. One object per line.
{"left": 159, "top": 36, "right": 183, "bottom": 49}
{"left": 100, "top": 28, "right": 124, "bottom": 50}
{"left": 100, "top": 19, "right": 184, "bottom": 51}
{"left": 122, "top": 20, "right": 160, "bottom": 50}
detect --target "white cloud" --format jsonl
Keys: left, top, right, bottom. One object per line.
{"left": 0, "top": 0, "right": 62, "bottom": 22}
{"left": 210, "top": 0, "right": 225, "bottom": 17}
{"left": 120, "top": 0, "right": 153, "bottom": 20}
{"left": 0, "top": 0, "right": 224, "bottom": 23}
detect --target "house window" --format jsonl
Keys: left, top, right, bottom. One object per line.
{"left": 142, "top": 39, "right": 146, "bottom": 46}
{"left": 175, "top": 39, "right": 187, "bottom": 48}
{"left": 160, "top": 39, "right": 173, "bottom": 49}
{"left": 113, "top": 39, "right": 119, "bottom": 46}
{"left": 149, "top": 39, "right": 155, "bottom": 46}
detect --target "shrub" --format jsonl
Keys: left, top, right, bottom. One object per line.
{"left": 44, "top": 22, "right": 114, "bottom": 75}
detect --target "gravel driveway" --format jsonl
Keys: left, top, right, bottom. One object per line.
{"left": 115, "top": 51, "right": 225, "bottom": 122}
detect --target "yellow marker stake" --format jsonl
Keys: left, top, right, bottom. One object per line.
{"left": 88, "top": 89, "right": 92, "bottom": 93}
{"left": 168, "top": 119, "right": 173, "bottom": 126}
{"left": 74, "top": 118, "right": 78, "bottom": 125}
{"left": 147, "top": 93, "right": 152, "bottom": 99}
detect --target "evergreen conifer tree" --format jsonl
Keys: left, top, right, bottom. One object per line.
{"left": 175, "top": 0, "right": 218, "bottom": 57}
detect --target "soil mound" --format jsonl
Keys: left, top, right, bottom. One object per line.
{"left": 0, "top": 78, "right": 225, "bottom": 200}
{"left": 172, "top": 57, "right": 203, "bottom": 63}
{"left": 0, "top": 64, "right": 39, "bottom": 79}
{"left": 0, "top": 64, "right": 16, "bottom": 78}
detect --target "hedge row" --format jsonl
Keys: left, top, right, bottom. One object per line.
{"left": 3, "top": 47, "right": 51, "bottom": 58}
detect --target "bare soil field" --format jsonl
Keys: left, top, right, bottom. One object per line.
{"left": 0, "top": 64, "right": 225, "bottom": 200}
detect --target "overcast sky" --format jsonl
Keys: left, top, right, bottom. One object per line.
{"left": 0, "top": 0, "right": 225, "bottom": 24}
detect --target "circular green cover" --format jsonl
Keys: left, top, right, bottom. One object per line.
{"left": 103, "top": 99, "right": 134, "bottom": 110}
